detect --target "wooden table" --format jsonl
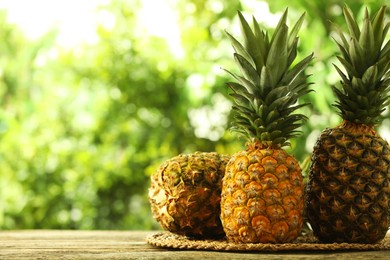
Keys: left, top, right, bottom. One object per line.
{"left": 0, "top": 230, "right": 389, "bottom": 259}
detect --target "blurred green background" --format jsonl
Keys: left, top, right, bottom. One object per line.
{"left": 0, "top": 0, "right": 389, "bottom": 230}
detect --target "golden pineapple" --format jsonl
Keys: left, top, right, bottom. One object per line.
{"left": 306, "top": 5, "right": 390, "bottom": 243}
{"left": 220, "top": 9, "right": 313, "bottom": 243}
{"left": 148, "top": 152, "right": 230, "bottom": 238}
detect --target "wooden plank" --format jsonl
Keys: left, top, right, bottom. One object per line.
{"left": 0, "top": 230, "right": 156, "bottom": 259}
{"left": 0, "top": 230, "right": 389, "bottom": 259}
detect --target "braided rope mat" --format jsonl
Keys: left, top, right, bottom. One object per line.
{"left": 147, "top": 232, "right": 390, "bottom": 251}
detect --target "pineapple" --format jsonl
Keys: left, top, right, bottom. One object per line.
{"left": 306, "top": 5, "right": 390, "bottom": 243}
{"left": 148, "top": 152, "right": 230, "bottom": 238}
{"left": 220, "top": 9, "right": 313, "bottom": 243}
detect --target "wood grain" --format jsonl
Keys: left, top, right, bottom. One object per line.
{"left": 0, "top": 230, "right": 389, "bottom": 259}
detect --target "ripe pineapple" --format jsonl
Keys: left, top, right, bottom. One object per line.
{"left": 148, "top": 152, "right": 230, "bottom": 238}
{"left": 220, "top": 9, "right": 313, "bottom": 243}
{"left": 306, "top": 5, "right": 390, "bottom": 243}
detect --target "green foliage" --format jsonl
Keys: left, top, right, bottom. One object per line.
{"left": 225, "top": 9, "right": 313, "bottom": 147}
{"left": 0, "top": 0, "right": 389, "bottom": 230}
{"left": 331, "top": 6, "right": 390, "bottom": 126}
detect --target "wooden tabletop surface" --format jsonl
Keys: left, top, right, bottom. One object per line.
{"left": 0, "top": 230, "right": 389, "bottom": 259}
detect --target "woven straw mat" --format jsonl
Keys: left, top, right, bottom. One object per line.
{"left": 146, "top": 232, "right": 390, "bottom": 251}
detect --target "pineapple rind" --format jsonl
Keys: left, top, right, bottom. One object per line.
{"left": 307, "top": 122, "right": 390, "bottom": 243}
{"left": 221, "top": 145, "right": 305, "bottom": 243}
{"left": 148, "top": 152, "right": 230, "bottom": 238}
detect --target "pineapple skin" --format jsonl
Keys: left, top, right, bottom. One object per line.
{"left": 148, "top": 152, "right": 230, "bottom": 238}
{"left": 221, "top": 144, "right": 305, "bottom": 243}
{"left": 306, "top": 121, "right": 390, "bottom": 243}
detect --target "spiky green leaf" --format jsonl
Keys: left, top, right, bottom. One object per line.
{"left": 343, "top": 5, "right": 360, "bottom": 39}
{"left": 362, "top": 65, "right": 378, "bottom": 86}
{"left": 252, "top": 17, "right": 267, "bottom": 71}
{"left": 282, "top": 53, "right": 314, "bottom": 85}
{"left": 225, "top": 31, "right": 253, "bottom": 66}
{"left": 259, "top": 66, "right": 273, "bottom": 95}
{"left": 336, "top": 56, "right": 358, "bottom": 78}
{"left": 234, "top": 53, "right": 259, "bottom": 84}
{"left": 359, "top": 10, "right": 375, "bottom": 62}
{"left": 288, "top": 12, "right": 305, "bottom": 50}
{"left": 332, "top": 5, "right": 389, "bottom": 126}
{"left": 237, "top": 11, "right": 263, "bottom": 72}
{"left": 225, "top": 9, "right": 312, "bottom": 146}
{"left": 266, "top": 24, "right": 288, "bottom": 84}
{"left": 333, "top": 64, "right": 350, "bottom": 84}
{"left": 349, "top": 38, "right": 365, "bottom": 75}
{"left": 371, "top": 6, "right": 386, "bottom": 50}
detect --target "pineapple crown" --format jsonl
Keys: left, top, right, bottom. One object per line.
{"left": 332, "top": 5, "right": 390, "bottom": 126}
{"left": 225, "top": 9, "right": 313, "bottom": 148}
